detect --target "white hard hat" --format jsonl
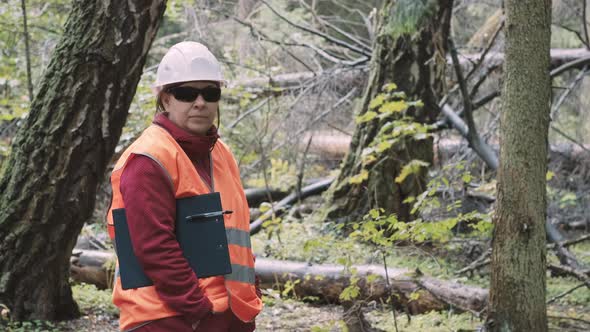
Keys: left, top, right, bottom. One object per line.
{"left": 152, "top": 41, "right": 226, "bottom": 94}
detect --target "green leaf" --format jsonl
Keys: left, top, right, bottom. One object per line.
{"left": 546, "top": 171, "right": 555, "bottom": 181}
{"left": 349, "top": 169, "right": 369, "bottom": 184}
{"left": 369, "top": 94, "right": 386, "bottom": 109}
{"left": 355, "top": 111, "right": 378, "bottom": 124}
{"left": 379, "top": 100, "right": 407, "bottom": 114}
{"left": 462, "top": 173, "right": 473, "bottom": 184}
{"left": 383, "top": 83, "right": 398, "bottom": 92}
{"left": 369, "top": 209, "right": 381, "bottom": 219}
{"left": 376, "top": 140, "right": 394, "bottom": 153}
{"left": 259, "top": 202, "right": 272, "bottom": 213}
{"left": 395, "top": 160, "right": 430, "bottom": 184}
{"left": 403, "top": 196, "right": 416, "bottom": 204}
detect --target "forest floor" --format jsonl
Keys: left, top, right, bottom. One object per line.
{"left": 4, "top": 202, "right": 590, "bottom": 332}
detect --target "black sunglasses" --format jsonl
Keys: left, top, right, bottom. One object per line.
{"left": 166, "top": 86, "right": 221, "bottom": 103}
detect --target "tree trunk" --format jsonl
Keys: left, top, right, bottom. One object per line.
{"left": 0, "top": 0, "right": 166, "bottom": 321}
{"left": 486, "top": 1, "right": 552, "bottom": 332}
{"left": 324, "top": 0, "right": 453, "bottom": 222}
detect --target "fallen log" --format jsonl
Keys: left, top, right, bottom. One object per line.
{"left": 244, "top": 187, "right": 289, "bottom": 207}
{"left": 70, "top": 250, "right": 115, "bottom": 290}
{"left": 255, "top": 258, "right": 488, "bottom": 315}
{"left": 69, "top": 250, "right": 488, "bottom": 315}
{"left": 230, "top": 49, "right": 590, "bottom": 91}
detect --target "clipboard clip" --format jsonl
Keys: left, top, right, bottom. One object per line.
{"left": 186, "top": 210, "right": 233, "bottom": 221}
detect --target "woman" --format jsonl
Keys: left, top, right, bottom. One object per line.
{"left": 106, "top": 41, "right": 263, "bottom": 331}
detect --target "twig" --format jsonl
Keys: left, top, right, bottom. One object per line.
{"left": 296, "top": 134, "right": 314, "bottom": 202}
{"left": 553, "top": 23, "right": 590, "bottom": 49}
{"left": 299, "top": 40, "right": 369, "bottom": 66}
{"left": 227, "top": 97, "right": 270, "bottom": 129}
{"left": 382, "top": 251, "right": 399, "bottom": 332}
{"left": 456, "top": 249, "right": 492, "bottom": 275}
{"left": 298, "top": 0, "right": 372, "bottom": 52}
{"left": 206, "top": 5, "right": 317, "bottom": 74}
{"left": 550, "top": 124, "right": 590, "bottom": 153}
{"left": 260, "top": 0, "right": 372, "bottom": 57}
{"left": 21, "top": 0, "right": 33, "bottom": 100}
{"left": 546, "top": 283, "right": 586, "bottom": 304}
{"left": 469, "top": 64, "right": 501, "bottom": 101}
{"left": 548, "top": 314, "right": 590, "bottom": 326}
{"left": 448, "top": 38, "right": 477, "bottom": 142}
{"left": 559, "top": 234, "right": 590, "bottom": 247}
{"left": 547, "top": 263, "right": 590, "bottom": 289}
{"left": 550, "top": 66, "right": 588, "bottom": 120}
{"left": 245, "top": 86, "right": 358, "bottom": 173}
{"left": 466, "top": 19, "right": 505, "bottom": 80}
{"left": 250, "top": 178, "right": 334, "bottom": 234}
{"left": 473, "top": 91, "right": 500, "bottom": 110}
{"left": 550, "top": 55, "right": 590, "bottom": 77}
{"left": 584, "top": 0, "right": 590, "bottom": 50}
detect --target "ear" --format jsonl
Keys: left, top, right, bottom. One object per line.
{"left": 161, "top": 92, "right": 171, "bottom": 106}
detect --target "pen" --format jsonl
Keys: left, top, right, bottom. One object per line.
{"left": 186, "top": 210, "right": 233, "bottom": 220}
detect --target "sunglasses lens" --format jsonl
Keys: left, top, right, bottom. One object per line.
{"left": 201, "top": 87, "right": 221, "bottom": 102}
{"left": 169, "top": 86, "right": 221, "bottom": 103}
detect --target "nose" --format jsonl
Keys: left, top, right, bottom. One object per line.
{"left": 193, "top": 94, "right": 206, "bottom": 108}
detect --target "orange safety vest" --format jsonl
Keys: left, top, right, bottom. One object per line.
{"left": 106, "top": 125, "right": 262, "bottom": 331}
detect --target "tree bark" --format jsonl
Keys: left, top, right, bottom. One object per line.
{"left": 0, "top": 0, "right": 166, "bottom": 321}
{"left": 486, "top": 1, "right": 552, "bottom": 331}
{"left": 324, "top": 0, "right": 453, "bottom": 222}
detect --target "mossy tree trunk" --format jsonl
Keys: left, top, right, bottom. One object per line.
{"left": 324, "top": 0, "right": 453, "bottom": 222}
{"left": 486, "top": 1, "right": 552, "bottom": 331}
{"left": 0, "top": 0, "right": 166, "bottom": 321}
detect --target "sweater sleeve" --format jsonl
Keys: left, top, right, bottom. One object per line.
{"left": 120, "top": 155, "right": 212, "bottom": 323}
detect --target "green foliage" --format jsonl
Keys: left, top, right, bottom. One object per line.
{"left": 0, "top": 319, "right": 62, "bottom": 332}
{"left": 365, "top": 309, "right": 480, "bottom": 331}
{"left": 246, "top": 158, "right": 298, "bottom": 191}
{"left": 310, "top": 320, "right": 348, "bottom": 332}
{"left": 281, "top": 279, "right": 301, "bottom": 298}
{"left": 339, "top": 274, "right": 361, "bottom": 301}
{"left": 349, "top": 84, "right": 431, "bottom": 183}
{"left": 387, "top": 0, "right": 438, "bottom": 38}
{"left": 396, "top": 159, "right": 430, "bottom": 184}
{"left": 71, "top": 283, "right": 117, "bottom": 316}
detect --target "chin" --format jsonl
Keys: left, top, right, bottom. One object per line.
{"left": 187, "top": 125, "right": 210, "bottom": 136}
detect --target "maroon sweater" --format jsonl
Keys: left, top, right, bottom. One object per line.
{"left": 120, "top": 113, "right": 255, "bottom": 331}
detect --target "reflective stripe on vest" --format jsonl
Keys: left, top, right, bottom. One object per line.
{"left": 226, "top": 228, "right": 252, "bottom": 248}
{"left": 226, "top": 264, "right": 256, "bottom": 284}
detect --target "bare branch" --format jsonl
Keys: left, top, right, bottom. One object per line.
{"left": 466, "top": 18, "right": 505, "bottom": 80}
{"left": 227, "top": 97, "right": 271, "bottom": 130}
{"left": 299, "top": 40, "right": 369, "bottom": 66}
{"left": 547, "top": 263, "right": 590, "bottom": 290}
{"left": 260, "top": 0, "right": 372, "bottom": 57}
{"left": 552, "top": 23, "right": 590, "bottom": 49}
{"left": 298, "top": 0, "right": 372, "bottom": 52}
{"left": 550, "top": 124, "right": 590, "bottom": 152}
{"left": 440, "top": 105, "right": 499, "bottom": 170}
{"left": 584, "top": 0, "right": 590, "bottom": 50}
{"left": 550, "top": 55, "right": 590, "bottom": 77}
{"left": 547, "top": 283, "right": 586, "bottom": 304}
{"left": 21, "top": 0, "right": 33, "bottom": 100}
{"left": 551, "top": 66, "right": 588, "bottom": 120}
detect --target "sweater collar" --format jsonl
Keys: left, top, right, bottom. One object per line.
{"left": 153, "top": 112, "right": 219, "bottom": 159}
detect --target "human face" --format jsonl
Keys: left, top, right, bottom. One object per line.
{"left": 161, "top": 81, "right": 220, "bottom": 136}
